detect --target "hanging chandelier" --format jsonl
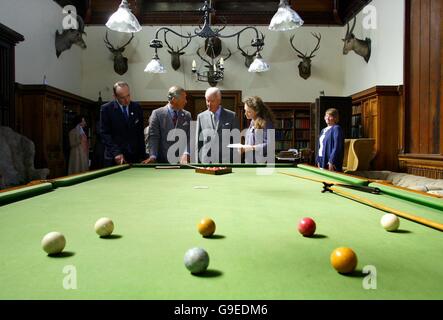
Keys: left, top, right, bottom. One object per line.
{"left": 144, "top": 0, "right": 270, "bottom": 85}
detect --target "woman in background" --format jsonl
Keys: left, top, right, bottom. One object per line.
{"left": 316, "top": 108, "right": 344, "bottom": 172}
{"left": 68, "top": 115, "right": 89, "bottom": 174}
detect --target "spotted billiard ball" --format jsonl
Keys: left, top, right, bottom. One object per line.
{"left": 184, "top": 247, "right": 209, "bottom": 274}
{"left": 95, "top": 217, "right": 114, "bottom": 237}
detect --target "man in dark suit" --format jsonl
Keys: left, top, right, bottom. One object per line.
{"left": 100, "top": 82, "right": 147, "bottom": 166}
{"left": 195, "top": 87, "right": 240, "bottom": 163}
{"left": 145, "top": 86, "right": 192, "bottom": 164}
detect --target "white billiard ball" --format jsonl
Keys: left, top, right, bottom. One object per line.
{"left": 380, "top": 214, "right": 400, "bottom": 231}
{"left": 95, "top": 217, "right": 114, "bottom": 237}
{"left": 184, "top": 247, "right": 209, "bottom": 274}
{"left": 41, "top": 232, "right": 66, "bottom": 255}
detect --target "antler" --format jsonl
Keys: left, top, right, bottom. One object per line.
{"left": 237, "top": 34, "right": 249, "bottom": 56}
{"left": 77, "top": 14, "right": 86, "bottom": 34}
{"left": 289, "top": 35, "right": 307, "bottom": 57}
{"left": 222, "top": 48, "right": 232, "bottom": 62}
{"left": 164, "top": 31, "right": 192, "bottom": 53}
{"left": 104, "top": 30, "right": 115, "bottom": 51}
{"left": 119, "top": 33, "right": 135, "bottom": 51}
{"left": 196, "top": 47, "right": 213, "bottom": 67}
{"left": 237, "top": 32, "right": 265, "bottom": 57}
{"left": 349, "top": 15, "right": 357, "bottom": 35}
{"left": 308, "top": 33, "right": 321, "bottom": 58}
{"left": 104, "top": 31, "right": 134, "bottom": 52}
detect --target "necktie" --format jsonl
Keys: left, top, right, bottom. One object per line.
{"left": 122, "top": 106, "right": 128, "bottom": 121}
{"left": 172, "top": 111, "right": 178, "bottom": 126}
{"left": 211, "top": 112, "right": 217, "bottom": 129}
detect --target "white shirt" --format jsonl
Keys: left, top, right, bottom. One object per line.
{"left": 318, "top": 126, "right": 332, "bottom": 157}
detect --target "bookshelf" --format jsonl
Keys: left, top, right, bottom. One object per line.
{"left": 266, "top": 103, "right": 313, "bottom": 155}
{"left": 351, "top": 104, "right": 363, "bottom": 138}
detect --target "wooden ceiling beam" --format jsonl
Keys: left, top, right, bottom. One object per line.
{"left": 53, "top": 0, "right": 372, "bottom": 26}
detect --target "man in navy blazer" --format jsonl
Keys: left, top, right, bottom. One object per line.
{"left": 100, "top": 82, "right": 147, "bottom": 166}
{"left": 316, "top": 108, "right": 345, "bottom": 172}
{"left": 145, "top": 86, "right": 192, "bottom": 164}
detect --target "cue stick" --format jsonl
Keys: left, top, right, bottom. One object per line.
{"left": 181, "top": 163, "right": 204, "bottom": 170}
{"left": 279, "top": 171, "right": 381, "bottom": 194}
{"left": 279, "top": 171, "right": 443, "bottom": 232}
{"left": 329, "top": 186, "right": 443, "bottom": 232}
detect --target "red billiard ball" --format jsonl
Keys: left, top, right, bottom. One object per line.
{"left": 298, "top": 217, "right": 316, "bottom": 237}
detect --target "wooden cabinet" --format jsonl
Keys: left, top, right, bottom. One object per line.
{"left": 15, "top": 84, "right": 96, "bottom": 178}
{"left": 352, "top": 86, "right": 403, "bottom": 171}
{"left": 0, "top": 23, "right": 24, "bottom": 127}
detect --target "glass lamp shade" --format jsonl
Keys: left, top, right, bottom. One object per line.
{"left": 144, "top": 58, "right": 167, "bottom": 73}
{"left": 248, "top": 55, "right": 270, "bottom": 73}
{"left": 106, "top": 0, "right": 142, "bottom": 33}
{"left": 269, "top": 1, "right": 304, "bottom": 31}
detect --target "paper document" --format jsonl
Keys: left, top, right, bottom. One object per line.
{"left": 227, "top": 144, "right": 247, "bottom": 148}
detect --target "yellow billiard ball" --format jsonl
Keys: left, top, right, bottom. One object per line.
{"left": 330, "top": 247, "right": 358, "bottom": 274}
{"left": 197, "top": 218, "right": 216, "bottom": 237}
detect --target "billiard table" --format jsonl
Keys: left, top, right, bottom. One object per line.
{"left": 1, "top": 164, "right": 443, "bottom": 300}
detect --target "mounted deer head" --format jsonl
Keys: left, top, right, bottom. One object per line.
{"left": 104, "top": 30, "right": 134, "bottom": 75}
{"left": 342, "top": 16, "right": 371, "bottom": 63}
{"left": 204, "top": 37, "right": 222, "bottom": 58}
{"left": 237, "top": 33, "right": 265, "bottom": 68}
{"left": 289, "top": 32, "right": 321, "bottom": 80}
{"left": 196, "top": 47, "right": 232, "bottom": 87}
{"left": 164, "top": 32, "right": 192, "bottom": 71}
{"left": 55, "top": 14, "right": 87, "bottom": 58}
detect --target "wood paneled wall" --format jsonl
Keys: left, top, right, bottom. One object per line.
{"left": 405, "top": 0, "right": 443, "bottom": 155}
{"left": 402, "top": 0, "right": 443, "bottom": 178}
{"left": 0, "top": 23, "right": 24, "bottom": 128}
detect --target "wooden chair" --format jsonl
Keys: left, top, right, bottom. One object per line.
{"left": 344, "top": 138, "right": 376, "bottom": 172}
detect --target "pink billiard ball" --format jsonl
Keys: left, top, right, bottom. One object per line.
{"left": 298, "top": 217, "right": 316, "bottom": 237}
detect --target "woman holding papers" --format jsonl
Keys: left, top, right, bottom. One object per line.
{"left": 241, "top": 96, "right": 275, "bottom": 163}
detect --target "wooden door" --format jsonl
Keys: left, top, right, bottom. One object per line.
{"left": 44, "top": 97, "right": 65, "bottom": 177}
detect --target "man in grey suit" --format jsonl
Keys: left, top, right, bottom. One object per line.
{"left": 195, "top": 87, "right": 241, "bottom": 164}
{"left": 145, "top": 86, "right": 192, "bottom": 164}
